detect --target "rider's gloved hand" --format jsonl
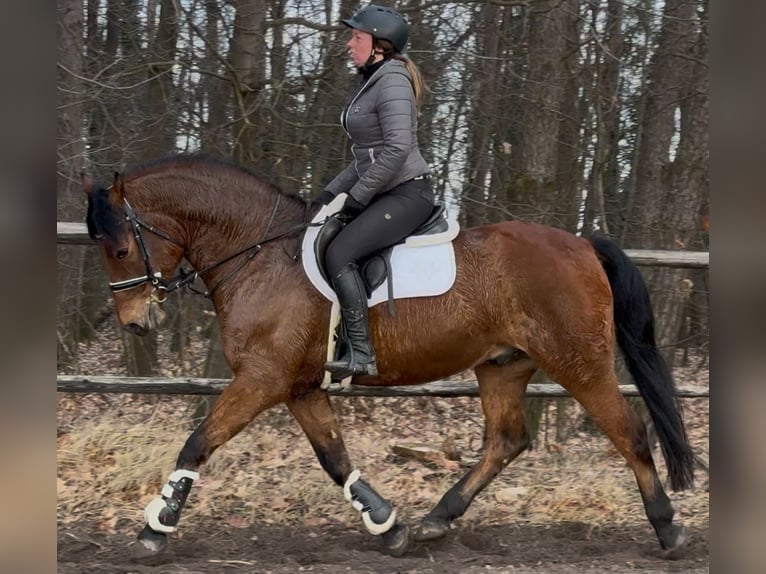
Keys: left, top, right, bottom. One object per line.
{"left": 340, "top": 194, "right": 365, "bottom": 218}
{"left": 310, "top": 190, "right": 335, "bottom": 211}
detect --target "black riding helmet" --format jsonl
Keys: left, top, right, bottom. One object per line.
{"left": 341, "top": 4, "right": 409, "bottom": 53}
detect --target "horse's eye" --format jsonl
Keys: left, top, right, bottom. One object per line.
{"left": 116, "top": 248, "right": 129, "bottom": 260}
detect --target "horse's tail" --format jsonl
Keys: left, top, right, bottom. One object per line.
{"left": 589, "top": 234, "right": 696, "bottom": 491}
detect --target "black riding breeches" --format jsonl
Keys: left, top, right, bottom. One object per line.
{"left": 325, "top": 178, "right": 434, "bottom": 279}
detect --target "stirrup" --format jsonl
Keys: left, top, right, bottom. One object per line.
{"left": 325, "top": 358, "right": 378, "bottom": 378}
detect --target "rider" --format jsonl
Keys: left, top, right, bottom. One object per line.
{"left": 314, "top": 4, "right": 434, "bottom": 379}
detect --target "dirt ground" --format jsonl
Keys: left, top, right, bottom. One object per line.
{"left": 58, "top": 518, "right": 708, "bottom": 574}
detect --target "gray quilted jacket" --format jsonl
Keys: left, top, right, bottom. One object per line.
{"left": 325, "top": 59, "right": 430, "bottom": 206}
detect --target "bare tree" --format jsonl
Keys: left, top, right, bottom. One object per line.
{"left": 460, "top": 1, "right": 504, "bottom": 227}
{"left": 670, "top": 0, "right": 709, "bottom": 368}
{"left": 143, "top": 0, "right": 180, "bottom": 159}
{"left": 506, "top": 0, "right": 567, "bottom": 225}
{"left": 552, "top": 0, "right": 583, "bottom": 234}
{"left": 622, "top": 0, "right": 706, "bottom": 367}
{"left": 57, "top": 0, "right": 86, "bottom": 368}
{"left": 583, "top": 0, "right": 623, "bottom": 237}
{"left": 199, "top": 0, "right": 233, "bottom": 155}
{"left": 229, "top": 0, "right": 270, "bottom": 172}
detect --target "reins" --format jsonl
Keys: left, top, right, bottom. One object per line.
{"left": 113, "top": 194, "right": 322, "bottom": 300}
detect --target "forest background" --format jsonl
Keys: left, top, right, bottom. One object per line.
{"left": 56, "top": 0, "right": 709, "bottom": 431}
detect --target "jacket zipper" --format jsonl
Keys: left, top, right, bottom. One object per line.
{"left": 341, "top": 63, "right": 389, "bottom": 178}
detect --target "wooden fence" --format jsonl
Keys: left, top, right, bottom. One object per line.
{"left": 57, "top": 222, "right": 709, "bottom": 399}
{"left": 57, "top": 222, "right": 710, "bottom": 268}
{"left": 56, "top": 375, "right": 709, "bottom": 398}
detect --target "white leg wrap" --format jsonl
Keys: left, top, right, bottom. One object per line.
{"left": 363, "top": 508, "right": 397, "bottom": 535}
{"left": 169, "top": 469, "right": 200, "bottom": 482}
{"left": 343, "top": 470, "right": 362, "bottom": 501}
{"left": 144, "top": 469, "right": 200, "bottom": 533}
{"left": 343, "top": 470, "right": 396, "bottom": 535}
{"left": 145, "top": 497, "right": 176, "bottom": 533}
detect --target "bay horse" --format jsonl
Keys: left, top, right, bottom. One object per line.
{"left": 83, "top": 154, "right": 696, "bottom": 559}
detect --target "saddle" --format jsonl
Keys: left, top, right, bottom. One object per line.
{"left": 313, "top": 201, "right": 449, "bottom": 315}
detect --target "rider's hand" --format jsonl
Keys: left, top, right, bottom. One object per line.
{"left": 310, "top": 190, "right": 335, "bottom": 211}
{"left": 341, "top": 195, "right": 365, "bottom": 218}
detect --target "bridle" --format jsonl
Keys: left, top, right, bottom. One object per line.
{"left": 107, "top": 198, "right": 184, "bottom": 298}
{"left": 108, "top": 195, "right": 318, "bottom": 302}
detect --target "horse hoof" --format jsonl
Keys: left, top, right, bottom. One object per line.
{"left": 131, "top": 525, "right": 169, "bottom": 560}
{"left": 661, "top": 525, "right": 688, "bottom": 559}
{"left": 412, "top": 519, "right": 449, "bottom": 542}
{"left": 381, "top": 523, "right": 410, "bottom": 557}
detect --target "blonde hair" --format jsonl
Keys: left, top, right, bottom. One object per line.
{"left": 374, "top": 39, "right": 427, "bottom": 110}
{"left": 394, "top": 54, "right": 426, "bottom": 110}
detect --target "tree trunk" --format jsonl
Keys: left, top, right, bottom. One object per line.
{"left": 229, "top": 0, "right": 269, "bottom": 172}
{"left": 670, "top": 0, "right": 709, "bottom": 368}
{"left": 144, "top": 0, "right": 179, "bottom": 159}
{"left": 621, "top": 0, "right": 704, "bottom": 368}
{"left": 57, "top": 0, "right": 86, "bottom": 369}
{"left": 200, "top": 0, "right": 231, "bottom": 155}
{"left": 598, "top": 0, "right": 626, "bottom": 237}
{"left": 506, "top": 0, "right": 566, "bottom": 225}
{"left": 461, "top": 2, "right": 502, "bottom": 227}
{"left": 485, "top": 5, "right": 519, "bottom": 224}
{"left": 584, "top": 0, "right": 624, "bottom": 237}
{"left": 552, "top": 0, "right": 583, "bottom": 233}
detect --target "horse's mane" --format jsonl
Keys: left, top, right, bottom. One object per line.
{"left": 123, "top": 152, "right": 297, "bottom": 199}
{"left": 87, "top": 153, "right": 306, "bottom": 243}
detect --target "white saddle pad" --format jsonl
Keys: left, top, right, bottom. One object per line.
{"left": 301, "top": 193, "right": 459, "bottom": 308}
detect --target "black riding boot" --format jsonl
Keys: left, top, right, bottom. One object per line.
{"left": 325, "top": 264, "right": 378, "bottom": 378}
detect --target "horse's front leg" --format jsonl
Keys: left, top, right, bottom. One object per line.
{"left": 134, "top": 372, "right": 285, "bottom": 558}
{"left": 286, "top": 388, "right": 411, "bottom": 556}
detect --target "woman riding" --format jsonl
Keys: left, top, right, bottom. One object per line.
{"left": 314, "top": 3, "right": 434, "bottom": 380}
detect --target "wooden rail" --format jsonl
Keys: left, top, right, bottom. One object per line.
{"left": 57, "top": 222, "right": 709, "bottom": 268}
{"left": 57, "top": 222, "right": 92, "bottom": 244}
{"left": 56, "top": 375, "right": 709, "bottom": 398}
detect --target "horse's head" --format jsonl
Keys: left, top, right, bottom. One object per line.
{"left": 83, "top": 172, "right": 184, "bottom": 335}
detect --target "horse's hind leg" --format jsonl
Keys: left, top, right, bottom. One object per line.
{"left": 565, "top": 374, "right": 686, "bottom": 555}
{"left": 134, "top": 372, "right": 285, "bottom": 557}
{"left": 414, "top": 360, "right": 537, "bottom": 541}
{"left": 286, "top": 388, "right": 410, "bottom": 556}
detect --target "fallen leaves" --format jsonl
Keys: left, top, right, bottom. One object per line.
{"left": 224, "top": 515, "right": 250, "bottom": 529}
{"left": 391, "top": 443, "right": 462, "bottom": 472}
{"left": 494, "top": 486, "right": 529, "bottom": 504}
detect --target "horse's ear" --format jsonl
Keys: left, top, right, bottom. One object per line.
{"left": 81, "top": 173, "right": 94, "bottom": 195}
{"left": 109, "top": 172, "right": 125, "bottom": 205}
